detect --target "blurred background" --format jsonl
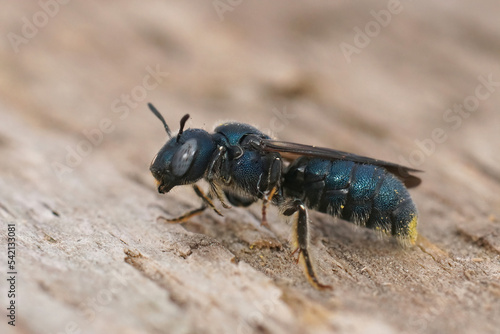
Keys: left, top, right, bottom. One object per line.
{"left": 1, "top": 1, "right": 499, "bottom": 334}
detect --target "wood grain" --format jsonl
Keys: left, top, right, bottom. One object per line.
{"left": 1, "top": 1, "right": 499, "bottom": 333}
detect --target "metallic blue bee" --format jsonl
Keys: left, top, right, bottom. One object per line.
{"left": 148, "top": 103, "right": 420, "bottom": 289}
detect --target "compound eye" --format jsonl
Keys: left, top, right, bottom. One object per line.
{"left": 150, "top": 153, "right": 159, "bottom": 167}
{"left": 172, "top": 138, "right": 197, "bottom": 176}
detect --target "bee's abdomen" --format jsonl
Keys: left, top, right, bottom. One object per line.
{"left": 283, "top": 158, "right": 418, "bottom": 244}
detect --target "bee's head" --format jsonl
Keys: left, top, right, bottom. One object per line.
{"left": 148, "top": 104, "right": 215, "bottom": 193}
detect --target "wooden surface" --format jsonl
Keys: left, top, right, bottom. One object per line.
{"left": 1, "top": 1, "right": 499, "bottom": 334}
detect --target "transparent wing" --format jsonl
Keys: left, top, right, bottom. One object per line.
{"left": 255, "top": 138, "right": 422, "bottom": 188}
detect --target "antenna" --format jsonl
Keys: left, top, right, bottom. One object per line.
{"left": 148, "top": 103, "right": 172, "bottom": 138}
{"left": 177, "top": 114, "right": 190, "bottom": 142}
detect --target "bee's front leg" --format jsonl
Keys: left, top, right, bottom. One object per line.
{"left": 157, "top": 184, "right": 223, "bottom": 223}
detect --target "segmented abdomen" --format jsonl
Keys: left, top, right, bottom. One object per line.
{"left": 283, "top": 157, "right": 418, "bottom": 244}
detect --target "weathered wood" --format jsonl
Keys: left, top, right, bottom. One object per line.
{"left": 1, "top": 1, "right": 499, "bottom": 333}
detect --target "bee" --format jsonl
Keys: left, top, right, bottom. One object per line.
{"left": 148, "top": 103, "right": 421, "bottom": 288}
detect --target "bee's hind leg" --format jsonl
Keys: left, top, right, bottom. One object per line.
{"left": 283, "top": 199, "right": 332, "bottom": 290}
